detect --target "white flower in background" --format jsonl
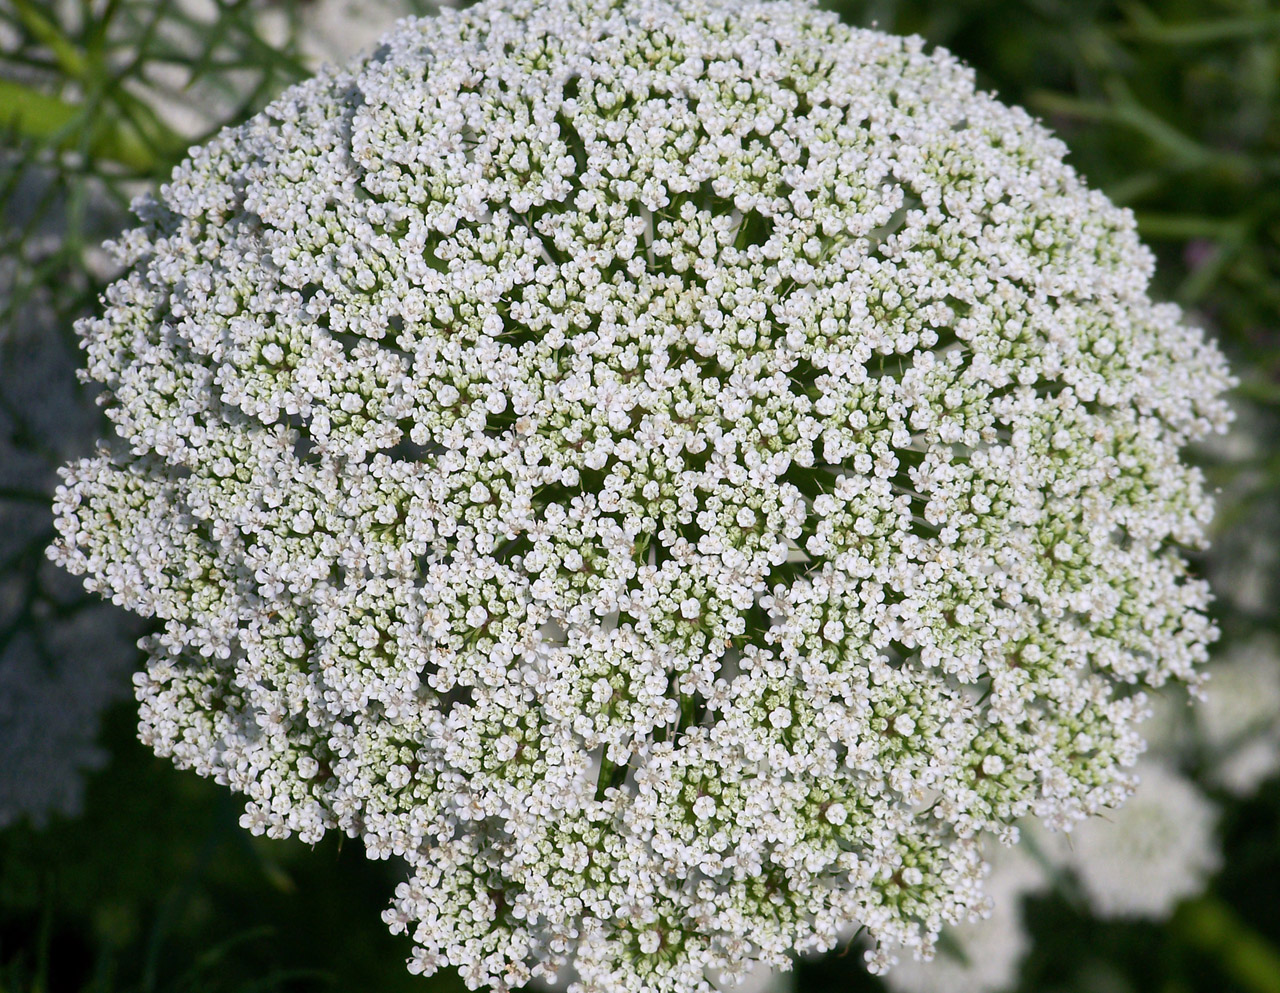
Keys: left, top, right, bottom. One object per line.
{"left": 883, "top": 843, "right": 1047, "bottom": 993}
{"left": 1202, "top": 404, "right": 1280, "bottom": 619}
{"left": 48, "top": 0, "right": 1232, "bottom": 989}
{"left": 1038, "top": 761, "right": 1220, "bottom": 920}
{"left": 0, "top": 603, "right": 139, "bottom": 828}
{"left": 1197, "top": 637, "right": 1280, "bottom": 796}
{"left": 1141, "top": 636, "right": 1280, "bottom": 798}
{"left": 0, "top": 253, "right": 141, "bottom": 826}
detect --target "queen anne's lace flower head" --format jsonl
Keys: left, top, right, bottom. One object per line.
{"left": 49, "top": 0, "right": 1232, "bottom": 988}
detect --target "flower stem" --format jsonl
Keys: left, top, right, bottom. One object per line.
{"left": 1174, "top": 896, "right": 1280, "bottom": 993}
{"left": 0, "top": 77, "right": 158, "bottom": 172}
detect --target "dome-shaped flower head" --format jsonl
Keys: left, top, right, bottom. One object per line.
{"left": 49, "top": 0, "right": 1233, "bottom": 989}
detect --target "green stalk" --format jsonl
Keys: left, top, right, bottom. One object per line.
{"left": 1174, "top": 897, "right": 1280, "bottom": 993}
{"left": 10, "top": 0, "right": 89, "bottom": 80}
{"left": 0, "top": 77, "right": 157, "bottom": 171}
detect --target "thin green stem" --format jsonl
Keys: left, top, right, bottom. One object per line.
{"left": 1173, "top": 897, "right": 1280, "bottom": 993}
{"left": 9, "top": 0, "right": 88, "bottom": 79}
{"left": 0, "top": 77, "right": 156, "bottom": 171}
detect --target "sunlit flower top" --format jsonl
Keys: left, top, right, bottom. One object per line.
{"left": 50, "top": 0, "right": 1232, "bottom": 988}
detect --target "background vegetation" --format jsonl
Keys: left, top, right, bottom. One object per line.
{"left": 2, "top": 1, "right": 1278, "bottom": 991}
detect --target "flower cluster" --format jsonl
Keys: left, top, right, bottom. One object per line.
{"left": 882, "top": 842, "right": 1047, "bottom": 993}
{"left": 49, "top": 0, "right": 1232, "bottom": 989}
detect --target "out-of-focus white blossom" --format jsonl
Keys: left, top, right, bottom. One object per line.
{"left": 709, "top": 961, "right": 794, "bottom": 993}
{"left": 49, "top": 0, "right": 1233, "bottom": 989}
{"left": 1198, "top": 637, "right": 1280, "bottom": 796}
{"left": 1, "top": 259, "right": 141, "bottom": 827}
{"left": 0, "top": 603, "right": 138, "bottom": 828}
{"left": 1141, "top": 636, "right": 1280, "bottom": 798}
{"left": 1038, "top": 761, "right": 1220, "bottom": 920}
{"left": 1202, "top": 404, "right": 1280, "bottom": 619}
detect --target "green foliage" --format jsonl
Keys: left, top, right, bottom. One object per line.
{"left": 0, "top": 708, "right": 471, "bottom": 993}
